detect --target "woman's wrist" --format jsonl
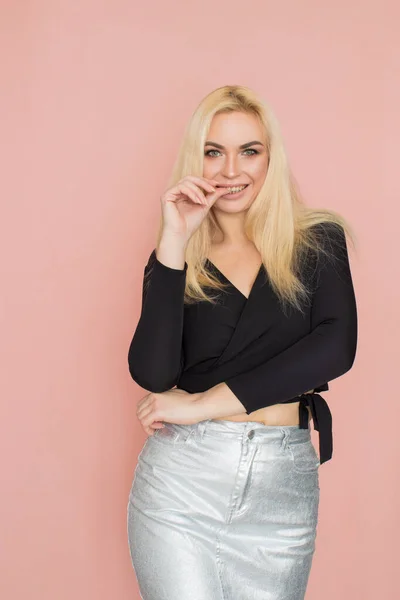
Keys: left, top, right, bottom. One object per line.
{"left": 156, "top": 233, "right": 188, "bottom": 270}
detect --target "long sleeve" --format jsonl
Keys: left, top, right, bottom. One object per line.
{"left": 224, "top": 223, "right": 358, "bottom": 414}
{"left": 128, "top": 249, "right": 188, "bottom": 391}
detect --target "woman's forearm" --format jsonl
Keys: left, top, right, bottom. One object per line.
{"left": 192, "top": 383, "right": 317, "bottom": 423}
{"left": 194, "top": 382, "right": 247, "bottom": 419}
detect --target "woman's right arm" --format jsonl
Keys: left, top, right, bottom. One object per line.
{"left": 127, "top": 175, "right": 226, "bottom": 391}
{"left": 127, "top": 235, "right": 188, "bottom": 392}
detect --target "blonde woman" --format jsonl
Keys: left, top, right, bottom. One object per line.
{"left": 126, "top": 85, "right": 358, "bottom": 600}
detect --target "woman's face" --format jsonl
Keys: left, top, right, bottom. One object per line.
{"left": 203, "top": 111, "right": 269, "bottom": 212}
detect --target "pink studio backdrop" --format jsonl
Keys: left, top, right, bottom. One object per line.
{"left": 1, "top": 1, "right": 398, "bottom": 599}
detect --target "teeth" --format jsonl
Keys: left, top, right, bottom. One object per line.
{"left": 224, "top": 185, "right": 247, "bottom": 194}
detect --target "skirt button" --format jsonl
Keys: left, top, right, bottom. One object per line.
{"left": 248, "top": 430, "right": 255, "bottom": 439}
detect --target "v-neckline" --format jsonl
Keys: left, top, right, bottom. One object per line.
{"left": 205, "top": 258, "right": 264, "bottom": 301}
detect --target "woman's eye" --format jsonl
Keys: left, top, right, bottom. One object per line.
{"left": 204, "top": 149, "right": 259, "bottom": 157}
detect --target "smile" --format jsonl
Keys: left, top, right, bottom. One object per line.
{"left": 218, "top": 184, "right": 249, "bottom": 194}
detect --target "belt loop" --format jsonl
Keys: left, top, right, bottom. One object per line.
{"left": 185, "top": 426, "right": 195, "bottom": 443}
{"left": 281, "top": 428, "right": 290, "bottom": 450}
{"left": 198, "top": 420, "right": 207, "bottom": 440}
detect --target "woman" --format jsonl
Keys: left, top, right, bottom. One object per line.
{"left": 126, "top": 85, "right": 358, "bottom": 599}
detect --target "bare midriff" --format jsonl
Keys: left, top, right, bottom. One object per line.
{"left": 213, "top": 389, "right": 315, "bottom": 426}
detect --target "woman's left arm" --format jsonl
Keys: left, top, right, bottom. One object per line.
{"left": 195, "top": 223, "right": 358, "bottom": 417}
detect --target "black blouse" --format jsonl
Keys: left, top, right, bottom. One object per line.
{"left": 128, "top": 222, "right": 358, "bottom": 464}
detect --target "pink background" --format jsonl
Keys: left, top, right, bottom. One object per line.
{"left": 1, "top": 1, "right": 398, "bottom": 598}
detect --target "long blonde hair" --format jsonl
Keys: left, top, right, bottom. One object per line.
{"left": 154, "top": 84, "right": 357, "bottom": 313}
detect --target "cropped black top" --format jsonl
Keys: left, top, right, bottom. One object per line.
{"left": 128, "top": 222, "right": 358, "bottom": 464}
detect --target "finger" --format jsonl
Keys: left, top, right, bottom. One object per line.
{"left": 143, "top": 420, "right": 156, "bottom": 436}
{"left": 136, "top": 395, "right": 152, "bottom": 414}
{"left": 136, "top": 396, "right": 154, "bottom": 419}
{"left": 143, "top": 406, "right": 165, "bottom": 428}
{"left": 136, "top": 395, "right": 151, "bottom": 412}
{"left": 150, "top": 421, "right": 165, "bottom": 432}
{"left": 166, "top": 183, "right": 202, "bottom": 205}
{"left": 209, "top": 186, "right": 230, "bottom": 200}
{"left": 175, "top": 183, "right": 205, "bottom": 205}
{"left": 146, "top": 423, "right": 157, "bottom": 435}
{"left": 139, "top": 404, "right": 164, "bottom": 430}
{"left": 204, "top": 187, "right": 227, "bottom": 210}
{"left": 140, "top": 417, "right": 157, "bottom": 436}
{"left": 137, "top": 405, "right": 154, "bottom": 422}
{"left": 183, "top": 176, "right": 217, "bottom": 194}
{"left": 183, "top": 181, "right": 226, "bottom": 205}
{"left": 142, "top": 413, "right": 161, "bottom": 430}
{"left": 181, "top": 181, "right": 208, "bottom": 205}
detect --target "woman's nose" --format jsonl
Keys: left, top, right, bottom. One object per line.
{"left": 221, "top": 154, "right": 241, "bottom": 177}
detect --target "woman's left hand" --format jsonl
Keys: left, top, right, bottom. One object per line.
{"left": 136, "top": 388, "right": 205, "bottom": 436}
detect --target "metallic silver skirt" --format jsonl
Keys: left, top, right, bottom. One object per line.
{"left": 127, "top": 419, "right": 320, "bottom": 600}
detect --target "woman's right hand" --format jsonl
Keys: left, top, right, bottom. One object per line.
{"left": 160, "top": 176, "right": 227, "bottom": 243}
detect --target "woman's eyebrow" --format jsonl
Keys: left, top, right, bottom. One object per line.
{"left": 204, "top": 140, "right": 265, "bottom": 149}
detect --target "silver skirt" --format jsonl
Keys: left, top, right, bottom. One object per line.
{"left": 127, "top": 419, "right": 320, "bottom": 600}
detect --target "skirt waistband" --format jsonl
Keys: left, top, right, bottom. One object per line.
{"left": 162, "top": 419, "right": 312, "bottom": 446}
